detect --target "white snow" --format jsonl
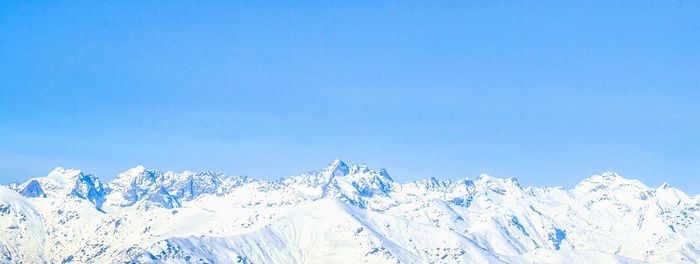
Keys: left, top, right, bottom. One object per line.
{"left": 2, "top": 161, "right": 699, "bottom": 263}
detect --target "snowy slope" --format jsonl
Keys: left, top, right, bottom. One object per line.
{"left": 3, "top": 160, "right": 700, "bottom": 263}
{"left": 120, "top": 199, "right": 504, "bottom": 264}
{"left": 0, "top": 186, "right": 46, "bottom": 263}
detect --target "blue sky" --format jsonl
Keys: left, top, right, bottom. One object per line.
{"left": 1, "top": 2, "right": 699, "bottom": 194}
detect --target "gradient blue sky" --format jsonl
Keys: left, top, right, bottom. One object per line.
{"left": 1, "top": 2, "right": 699, "bottom": 194}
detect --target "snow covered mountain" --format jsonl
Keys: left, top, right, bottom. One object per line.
{"left": 2, "top": 160, "right": 699, "bottom": 263}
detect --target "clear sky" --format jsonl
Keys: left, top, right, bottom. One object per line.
{"left": 1, "top": 2, "right": 699, "bottom": 194}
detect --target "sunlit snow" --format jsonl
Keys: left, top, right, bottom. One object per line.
{"left": 1, "top": 160, "right": 699, "bottom": 263}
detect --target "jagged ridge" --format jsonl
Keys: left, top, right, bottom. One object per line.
{"left": 2, "top": 160, "right": 699, "bottom": 263}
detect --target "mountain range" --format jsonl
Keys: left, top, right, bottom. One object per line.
{"left": 1, "top": 160, "right": 698, "bottom": 263}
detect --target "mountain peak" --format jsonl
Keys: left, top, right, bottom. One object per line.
{"left": 599, "top": 171, "right": 622, "bottom": 179}
{"left": 329, "top": 159, "right": 347, "bottom": 168}
{"left": 114, "top": 165, "right": 156, "bottom": 185}
{"left": 16, "top": 180, "right": 45, "bottom": 198}
{"left": 47, "top": 167, "right": 83, "bottom": 184}
{"left": 574, "top": 172, "right": 650, "bottom": 195}
{"left": 37, "top": 167, "right": 107, "bottom": 209}
{"left": 129, "top": 165, "right": 147, "bottom": 173}
{"left": 475, "top": 174, "right": 519, "bottom": 185}
{"left": 325, "top": 159, "right": 350, "bottom": 178}
{"left": 474, "top": 174, "right": 523, "bottom": 195}
{"left": 476, "top": 173, "right": 493, "bottom": 181}
{"left": 581, "top": 172, "right": 636, "bottom": 184}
